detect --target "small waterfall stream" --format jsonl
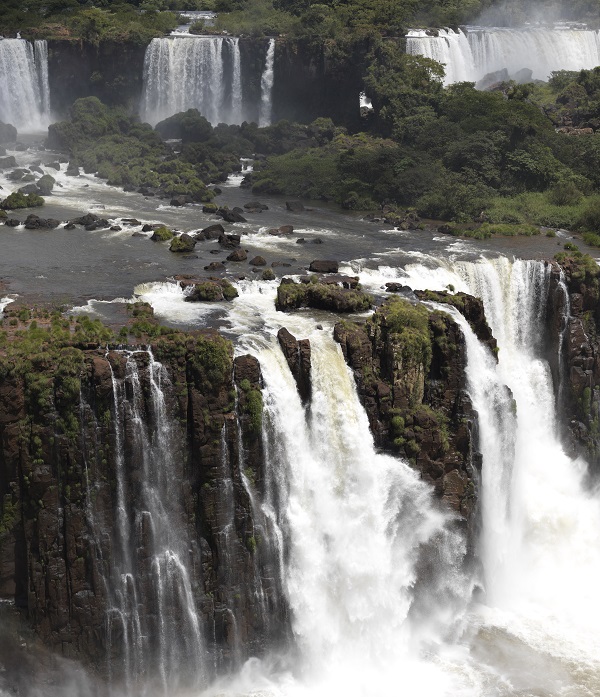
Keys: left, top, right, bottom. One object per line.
{"left": 105, "top": 350, "right": 206, "bottom": 693}
{"left": 259, "top": 38, "right": 275, "bottom": 127}
{"left": 0, "top": 39, "right": 50, "bottom": 130}
{"left": 407, "top": 26, "right": 600, "bottom": 85}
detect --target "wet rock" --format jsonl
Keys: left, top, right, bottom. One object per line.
{"left": 227, "top": 249, "right": 248, "bottom": 262}
{"left": 286, "top": 201, "right": 305, "bottom": 212}
{"left": 170, "top": 195, "right": 193, "bottom": 207}
{"left": 296, "top": 238, "right": 306, "bottom": 244}
{"left": 185, "top": 279, "right": 238, "bottom": 302}
{"left": 219, "top": 233, "right": 241, "bottom": 249}
{"left": 204, "top": 261, "right": 225, "bottom": 271}
{"left": 0, "top": 122, "right": 17, "bottom": 144}
{"left": 201, "top": 223, "right": 225, "bottom": 239}
{"left": 276, "top": 278, "right": 372, "bottom": 313}
{"left": 169, "top": 233, "right": 196, "bottom": 253}
{"left": 36, "top": 174, "right": 55, "bottom": 196}
{"left": 4, "top": 218, "right": 20, "bottom": 227}
{"left": 309, "top": 260, "right": 339, "bottom": 274}
{"left": 24, "top": 215, "right": 60, "bottom": 230}
{"left": 0, "top": 156, "right": 17, "bottom": 169}
{"left": 277, "top": 328, "right": 311, "bottom": 404}
{"left": 217, "top": 208, "right": 247, "bottom": 223}
{"left": 243, "top": 201, "right": 268, "bottom": 212}
{"left": 249, "top": 256, "right": 266, "bottom": 266}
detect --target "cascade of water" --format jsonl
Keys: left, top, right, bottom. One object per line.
{"left": 105, "top": 351, "right": 206, "bottom": 693}
{"left": 407, "top": 26, "right": 600, "bottom": 85}
{"left": 229, "top": 37, "right": 243, "bottom": 124}
{"left": 141, "top": 36, "right": 246, "bottom": 126}
{"left": 258, "top": 38, "right": 275, "bottom": 127}
{"left": 235, "top": 313, "right": 471, "bottom": 695}
{"left": 394, "top": 257, "right": 600, "bottom": 675}
{"left": 0, "top": 39, "right": 51, "bottom": 130}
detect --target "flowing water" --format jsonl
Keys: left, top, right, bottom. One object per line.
{"left": 140, "top": 36, "right": 275, "bottom": 126}
{"left": 0, "top": 39, "right": 50, "bottom": 130}
{"left": 259, "top": 39, "right": 276, "bottom": 128}
{"left": 406, "top": 26, "right": 600, "bottom": 85}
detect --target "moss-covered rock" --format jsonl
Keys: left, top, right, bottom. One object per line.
{"left": 169, "top": 233, "right": 196, "bottom": 253}
{"left": 184, "top": 279, "right": 238, "bottom": 302}
{"left": 0, "top": 192, "right": 44, "bottom": 210}
{"left": 276, "top": 277, "right": 372, "bottom": 313}
{"left": 150, "top": 226, "right": 174, "bottom": 242}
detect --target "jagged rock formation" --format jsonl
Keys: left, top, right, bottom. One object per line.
{"left": 333, "top": 295, "right": 489, "bottom": 535}
{"left": 277, "top": 328, "right": 311, "bottom": 404}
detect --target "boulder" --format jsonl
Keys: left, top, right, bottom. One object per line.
{"left": 185, "top": 279, "right": 238, "bottom": 302}
{"left": 0, "top": 157, "right": 17, "bottom": 169}
{"left": 65, "top": 162, "right": 80, "bottom": 177}
{"left": 24, "top": 215, "right": 60, "bottom": 230}
{"left": 217, "top": 208, "right": 247, "bottom": 223}
{"left": 286, "top": 201, "right": 305, "bottom": 212}
{"left": 170, "top": 195, "right": 193, "bottom": 207}
{"left": 243, "top": 201, "right": 268, "bottom": 212}
{"left": 17, "top": 184, "right": 39, "bottom": 195}
{"left": 169, "top": 233, "right": 196, "bottom": 253}
{"left": 249, "top": 256, "right": 267, "bottom": 266}
{"left": 201, "top": 223, "right": 225, "bottom": 239}
{"left": 204, "top": 261, "right": 225, "bottom": 272}
{"left": 218, "top": 233, "right": 241, "bottom": 249}
{"left": 5, "top": 218, "right": 20, "bottom": 227}
{"left": 309, "top": 260, "right": 339, "bottom": 274}
{"left": 227, "top": 249, "right": 248, "bottom": 262}
{"left": 36, "top": 174, "right": 55, "bottom": 196}
{"left": 0, "top": 122, "right": 17, "bottom": 144}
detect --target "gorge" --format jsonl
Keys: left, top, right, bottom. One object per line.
{"left": 2, "top": 7, "right": 600, "bottom": 696}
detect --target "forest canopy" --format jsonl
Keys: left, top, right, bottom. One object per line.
{"left": 3, "top": 0, "right": 600, "bottom": 40}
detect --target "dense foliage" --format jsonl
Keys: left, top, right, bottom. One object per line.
{"left": 250, "top": 54, "right": 600, "bottom": 232}
{"left": 5, "top": 0, "right": 600, "bottom": 40}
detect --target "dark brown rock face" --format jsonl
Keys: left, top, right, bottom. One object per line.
{"left": 334, "top": 297, "right": 481, "bottom": 536}
{"left": 0, "top": 333, "right": 286, "bottom": 679}
{"left": 547, "top": 256, "right": 600, "bottom": 469}
{"left": 277, "top": 328, "right": 312, "bottom": 404}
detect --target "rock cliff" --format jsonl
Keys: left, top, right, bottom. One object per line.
{"left": 0, "top": 311, "right": 285, "bottom": 680}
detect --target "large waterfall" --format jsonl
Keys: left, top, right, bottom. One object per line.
{"left": 407, "top": 26, "right": 600, "bottom": 85}
{"left": 0, "top": 39, "right": 50, "bottom": 131}
{"left": 140, "top": 36, "right": 275, "bottom": 127}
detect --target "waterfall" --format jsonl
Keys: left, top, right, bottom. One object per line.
{"left": 216, "top": 281, "right": 473, "bottom": 696}
{"left": 407, "top": 26, "right": 600, "bottom": 85}
{"left": 0, "top": 39, "right": 50, "bottom": 131}
{"left": 141, "top": 36, "right": 248, "bottom": 126}
{"left": 384, "top": 256, "right": 600, "bottom": 685}
{"left": 105, "top": 350, "right": 206, "bottom": 693}
{"left": 258, "top": 38, "right": 275, "bottom": 128}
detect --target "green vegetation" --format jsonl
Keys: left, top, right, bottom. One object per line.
{"left": 5, "top": 4, "right": 179, "bottom": 43}
{"left": 0, "top": 192, "right": 44, "bottom": 210}
{"left": 276, "top": 278, "right": 373, "bottom": 313}
{"left": 151, "top": 226, "right": 174, "bottom": 241}
{"left": 374, "top": 297, "right": 432, "bottom": 374}
{"left": 239, "top": 378, "right": 262, "bottom": 435}
{"left": 47, "top": 99, "right": 230, "bottom": 201}
{"left": 250, "top": 59, "right": 600, "bottom": 227}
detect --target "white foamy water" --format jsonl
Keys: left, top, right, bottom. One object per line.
{"left": 407, "top": 26, "right": 600, "bottom": 85}
{"left": 0, "top": 39, "right": 50, "bottom": 130}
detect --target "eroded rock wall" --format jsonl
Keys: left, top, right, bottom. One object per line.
{"left": 0, "top": 332, "right": 284, "bottom": 674}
